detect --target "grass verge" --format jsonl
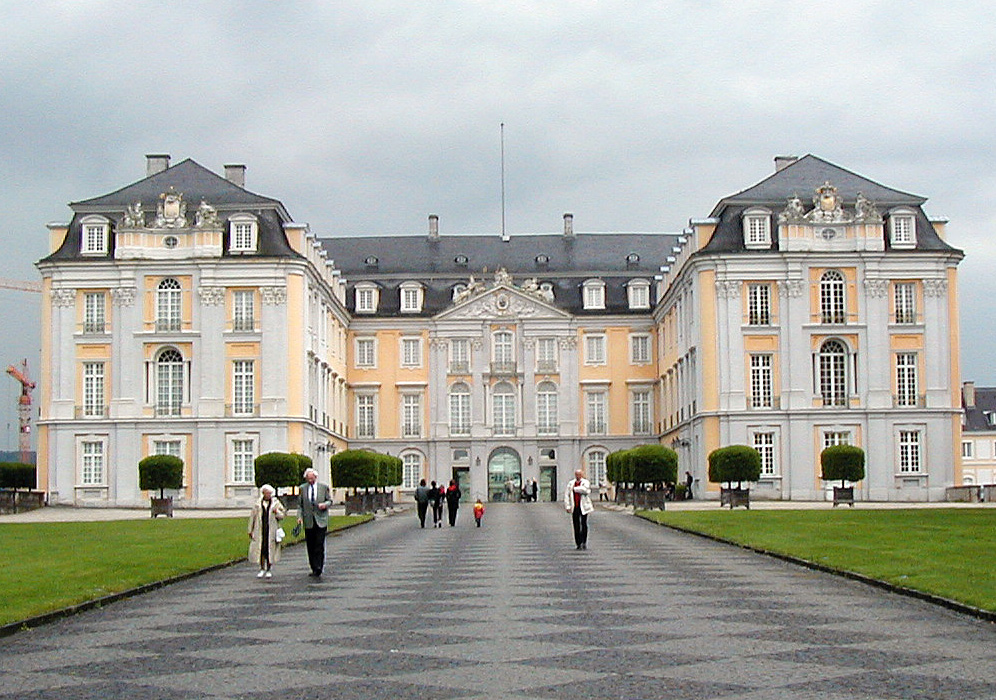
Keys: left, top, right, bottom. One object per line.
{"left": 0, "top": 514, "right": 370, "bottom": 627}
{"left": 637, "top": 508, "right": 996, "bottom": 613}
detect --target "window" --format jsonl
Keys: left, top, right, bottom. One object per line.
{"left": 355, "top": 285, "right": 378, "bottom": 313}
{"left": 83, "top": 292, "right": 106, "bottom": 333}
{"left": 743, "top": 209, "right": 771, "bottom": 248}
{"left": 231, "top": 438, "right": 255, "bottom": 483}
{"left": 232, "top": 290, "right": 254, "bottom": 331}
{"left": 83, "top": 362, "right": 105, "bottom": 417}
{"left": 400, "top": 282, "right": 423, "bottom": 313}
{"left": 449, "top": 383, "right": 471, "bottom": 435}
{"left": 819, "top": 270, "right": 846, "bottom": 324}
{"left": 536, "top": 381, "right": 558, "bottom": 435}
{"left": 156, "top": 348, "right": 184, "bottom": 416}
{"left": 750, "top": 354, "right": 773, "bottom": 408}
{"left": 631, "top": 389, "right": 651, "bottom": 434}
{"left": 492, "top": 382, "right": 516, "bottom": 435}
{"left": 493, "top": 331, "right": 514, "bottom": 372}
{"left": 153, "top": 440, "right": 181, "bottom": 457}
{"left": 450, "top": 339, "right": 470, "bottom": 374}
{"left": 753, "top": 432, "right": 776, "bottom": 476}
{"left": 586, "top": 391, "right": 607, "bottom": 435}
{"left": 402, "top": 393, "right": 422, "bottom": 438}
{"left": 889, "top": 211, "right": 916, "bottom": 248}
{"left": 402, "top": 453, "right": 422, "bottom": 489}
{"left": 962, "top": 441, "right": 974, "bottom": 459}
{"left": 401, "top": 337, "right": 422, "bottom": 368}
{"left": 627, "top": 280, "right": 651, "bottom": 309}
{"left": 894, "top": 282, "right": 917, "bottom": 324}
{"left": 747, "top": 284, "right": 771, "bottom": 325}
{"left": 232, "top": 360, "right": 255, "bottom": 415}
{"left": 895, "top": 353, "right": 918, "bottom": 407}
{"left": 355, "top": 338, "right": 376, "bottom": 368}
{"left": 228, "top": 215, "right": 258, "bottom": 253}
{"left": 630, "top": 334, "right": 651, "bottom": 364}
{"left": 156, "top": 278, "right": 182, "bottom": 332}
{"left": 583, "top": 279, "right": 606, "bottom": 310}
{"left": 80, "top": 216, "right": 109, "bottom": 255}
{"left": 585, "top": 334, "right": 606, "bottom": 365}
{"left": 587, "top": 450, "right": 607, "bottom": 487}
{"left": 899, "top": 430, "right": 921, "bottom": 473}
{"left": 81, "top": 440, "right": 105, "bottom": 485}
{"left": 823, "top": 431, "right": 851, "bottom": 449}
{"left": 356, "top": 394, "right": 376, "bottom": 438}
{"left": 536, "top": 338, "right": 557, "bottom": 373}
{"left": 818, "top": 340, "right": 848, "bottom": 407}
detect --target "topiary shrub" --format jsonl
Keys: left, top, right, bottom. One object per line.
{"left": 292, "top": 453, "right": 313, "bottom": 483}
{"left": 254, "top": 452, "right": 299, "bottom": 491}
{"left": 628, "top": 444, "right": 678, "bottom": 486}
{"left": 708, "top": 445, "right": 761, "bottom": 488}
{"left": 138, "top": 455, "right": 184, "bottom": 499}
{"left": 821, "top": 445, "right": 866, "bottom": 487}
{"left": 0, "top": 462, "right": 35, "bottom": 489}
{"left": 330, "top": 449, "right": 380, "bottom": 493}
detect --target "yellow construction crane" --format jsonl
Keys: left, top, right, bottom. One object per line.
{"left": 6, "top": 360, "right": 35, "bottom": 464}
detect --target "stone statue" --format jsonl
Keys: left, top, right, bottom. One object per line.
{"left": 123, "top": 201, "right": 145, "bottom": 228}
{"left": 854, "top": 192, "right": 881, "bottom": 222}
{"left": 494, "top": 267, "right": 513, "bottom": 287}
{"left": 194, "top": 200, "right": 220, "bottom": 228}
{"left": 778, "top": 195, "right": 806, "bottom": 222}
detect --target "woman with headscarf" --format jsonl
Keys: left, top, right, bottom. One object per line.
{"left": 248, "top": 484, "right": 286, "bottom": 578}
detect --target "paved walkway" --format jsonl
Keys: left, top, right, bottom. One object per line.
{"left": 2, "top": 503, "right": 995, "bottom": 699}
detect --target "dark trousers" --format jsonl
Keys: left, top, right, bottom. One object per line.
{"left": 304, "top": 525, "right": 327, "bottom": 574}
{"left": 416, "top": 502, "right": 428, "bottom": 527}
{"left": 572, "top": 506, "right": 588, "bottom": 546}
{"left": 448, "top": 505, "right": 458, "bottom": 526}
{"left": 432, "top": 503, "right": 442, "bottom": 525}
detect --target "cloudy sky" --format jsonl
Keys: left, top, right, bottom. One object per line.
{"left": 1, "top": 1, "right": 993, "bottom": 450}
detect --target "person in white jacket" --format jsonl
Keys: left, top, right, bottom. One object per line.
{"left": 564, "top": 468, "right": 594, "bottom": 550}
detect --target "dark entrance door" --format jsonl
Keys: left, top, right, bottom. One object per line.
{"left": 451, "top": 467, "right": 469, "bottom": 501}
{"left": 539, "top": 466, "right": 557, "bottom": 502}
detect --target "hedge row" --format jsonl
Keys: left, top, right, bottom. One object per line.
{"left": 254, "top": 452, "right": 313, "bottom": 489}
{"left": 0, "top": 462, "right": 35, "bottom": 489}
{"left": 330, "top": 449, "right": 402, "bottom": 491}
{"left": 606, "top": 445, "right": 678, "bottom": 486}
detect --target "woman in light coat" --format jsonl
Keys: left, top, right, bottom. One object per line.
{"left": 248, "top": 484, "right": 286, "bottom": 578}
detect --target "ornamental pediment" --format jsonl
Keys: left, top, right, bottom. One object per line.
{"left": 436, "top": 268, "right": 569, "bottom": 321}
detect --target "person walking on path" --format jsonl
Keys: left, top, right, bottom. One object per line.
{"left": 563, "top": 468, "right": 593, "bottom": 550}
{"left": 684, "top": 471, "right": 694, "bottom": 500}
{"left": 446, "top": 479, "right": 462, "bottom": 526}
{"left": 414, "top": 478, "right": 431, "bottom": 528}
{"left": 297, "top": 467, "right": 332, "bottom": 577}
{"left": 529, "top": 478, "right": 538, "bottom": 502}
{"left": 429, "top": 480, "right": 443, "bottom": 528}
{"left": 248, "top": 484, "right": 286, "bottom": 578}
{"left": 473, "top": 498, "right": 485, "bottom": 527}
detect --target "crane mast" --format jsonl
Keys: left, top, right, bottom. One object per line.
{"left": 6, "top": 360, "right": 35, "bottom": 464}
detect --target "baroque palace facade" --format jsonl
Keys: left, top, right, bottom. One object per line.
{"left": 36, "top": 154, "right": 964, "bottom": 506}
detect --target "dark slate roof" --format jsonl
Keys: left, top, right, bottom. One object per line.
{"left": 322, "top": 232, "right": 679, "bottom": 316}
{"left": 701, "top": 154, "right": 959, "bottom": 255}
{"left": 964, "top": 387, "right": 996, "bottom": 432}
{"left": 41, "top": 159, "right": 300, "bottom": 263}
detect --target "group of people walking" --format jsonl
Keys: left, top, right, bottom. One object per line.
{"left": 413, "top": 478, "right": 463, "bottom": 528}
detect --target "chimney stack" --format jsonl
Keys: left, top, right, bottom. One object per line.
{"left": 563, "top": 212, "right": 574, "bottom": 238}
{"left": 146, "top": 154, "right": 171, "bottom": 176}
{"left": 963, "top": 381, "right": 976, "bottom": 408}
{"left": 774, "top": 155, "right": 798, "bottom": 172}
{"left": 428, "top": 214, "right": 439, "bottom": 240}
{"left": 224, "top": 164, "right": 246, "bottom": 188}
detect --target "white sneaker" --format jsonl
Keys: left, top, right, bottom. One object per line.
{"left": 257, "top": 570, "right": 266, "bottom": 578}
{"left": 264, "top": 571, "right": 272, "bottom": 578}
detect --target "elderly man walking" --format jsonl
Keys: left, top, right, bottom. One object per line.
{"left": 563, "top": 468, "right": 594, "bottom": 550}
{"left": 297, "top": 468, "right": 332, "bottom": 577}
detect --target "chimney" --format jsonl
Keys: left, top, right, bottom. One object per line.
{"left": 963, "top": 381, "right": 976, "bottom": 408}
{"left": 774, "top": 155, "right": 798, "bottom": 172}
{"left": 428, "top": 214, "right": 439, "bottom": 240}
{"left": 146, "top": 154, "right": 171, "bottom": 176}
{"left": 224, "top": 164, "right": 246, "bottom": 188}
{"left": 563, "top": 212, "right": 574, "bottom": 238}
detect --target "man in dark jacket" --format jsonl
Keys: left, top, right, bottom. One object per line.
{"left": 414, "top": 479, "right": 431, "bottom": 528}
{"left": 445, "top": 479, "right": 462, "bottom": 526}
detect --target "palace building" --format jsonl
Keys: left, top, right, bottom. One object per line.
{"left": 35, "top": 154, "right": 964, "bottom": 506}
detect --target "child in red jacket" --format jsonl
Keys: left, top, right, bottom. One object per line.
{"left": 473, "top": 498, "right": 485, "bottom": 527}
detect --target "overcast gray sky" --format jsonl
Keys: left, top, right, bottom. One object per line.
{"left": 1, "top": 1, "right": 993, "bottom": 451}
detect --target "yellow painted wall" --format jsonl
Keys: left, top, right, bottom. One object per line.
{"left": 949, "top": 266, "right": 962, "bottom": 483}
{"left": 37, "top": 277, "right": 52, "bottom": 491}
{"left": 702, "top": 415, "right": 720, "bottom": 492}
{"left": 286, "top": 273, "right": 305, "bottom": 416}
{"left": 48, "top": 224, "right": 68, "bottom": 253}
{"left": 699, "top": 269, "right": 719, "bottom": 412}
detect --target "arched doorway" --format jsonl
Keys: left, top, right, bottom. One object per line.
{"left": 488, "top": 447, "right": 521, "bottom": 502}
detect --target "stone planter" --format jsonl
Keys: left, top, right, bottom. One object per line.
{"left": 150, "top": 496, "right": 174, "bottom": 518}
{"left": 721, "top": 487, "right": 750, "bottom": 509}
{"left": 832, "top": 486, "right": 855, "bottom": 507}
{"left": 344, "top": 491, "right": 394, "bottom": 515}
{"left": 0, "top": 489, "right": 45, "bottom": 514}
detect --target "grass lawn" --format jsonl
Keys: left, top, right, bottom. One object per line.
{"left": 0, "top": 514, "right": 370, "bottom": 627}
{"left": 638, "top": 508, "right": 996, "bottom": 613}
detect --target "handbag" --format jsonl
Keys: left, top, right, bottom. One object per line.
{"left": 291, "top": 522, "right": 302, "bottom": 537}
{"left": 275, "top": 527, "right": 285, "bottom": 543}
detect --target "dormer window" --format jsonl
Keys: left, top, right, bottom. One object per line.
{"left": 743, "top": 208, "right": 772, "bottom": 249}
{"left": 355, "top": 283, "right": 379, "bottom": 314}
{"left": 400, "top": 281, "right": 424, "bottom": 313}
{"left": 582, "top": 279, "right": 606, "bottom": 310}
{"left": 889, "top": 209, "right": 916, "bottom": 249}
{"left": 627, "top": 279, "right": 651, "bottom": 309}
{"left": 228, "top": 214, "right": 258, "bottom": 253}
{"left": 80, "top": 215, "right": 110, "bottom": 256}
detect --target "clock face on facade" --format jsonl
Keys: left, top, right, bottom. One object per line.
{"left": 821, "top": 227, "right": 838, "bottom": 241}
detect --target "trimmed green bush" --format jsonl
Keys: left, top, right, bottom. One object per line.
{"left": 292, "top": 453, "right": 313, "bottom": 483}
{"left": 821, "top": 444, "right": 866, "bottom": 486}
{"left": 628, "top": 444, "right": 678, "bottom": 486}
{"left": 330, "top": 449, "right": 378, "bottom": 491}
{"left": 708, "top": 445, "right": 761, "bottom": 488}
{"left": 606, "top": 451, "right": 619, "bottom": 484}
{"left": 254, "top": 452, "right": 299, "bottom": 490}
{"left": 0, "top": 462, "right": 35, "bottom": 489}
{"left": 138, "top": 455, "right": 184, "bottom": 498}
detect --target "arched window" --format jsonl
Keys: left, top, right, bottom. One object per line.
{"left": 492, "top": 381, "right": 516, "bottom": 435}
{"left": 156, "top": 347, "right": 184, "bottom": 416}
{"left": 818, "top": 339, "right": 848, "bottom": 407}
{"left": 586, "top": 449, "right": 607, "bottom": 487}
{"left": 449, "top": 382, "right": 471, "bottom": 435}
{"left": 492, "top": 330, "right": 515, "bottom": 373}
{"left": 401, "top": 451, "right": 423, "bottom": 490}
{"left": 536, "top": 381, "right": 558, "bottom": 435}
{"left": 156, "top": 278, "right": 182, "bottom": 331}
{"left": 819, "top": 270, "right": 846, "bottom": 324}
